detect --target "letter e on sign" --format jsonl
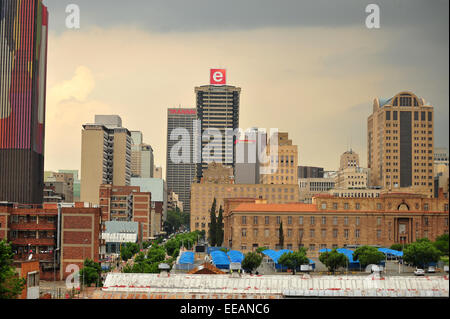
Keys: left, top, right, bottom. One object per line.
{"left": 210, "top": 69, "right": 226, "bottom": 85}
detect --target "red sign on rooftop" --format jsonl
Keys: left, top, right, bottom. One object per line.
{"left": 168, "top": 109, "right": 197, "bottom": 115}
{"left": 210, "top": 69, "right": 226, "bottom": 85}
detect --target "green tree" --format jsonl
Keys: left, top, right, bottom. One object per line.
{"left": 0, "top": 240, "right": 25, "bottom": 299}
{"left": 120, "top": 242, "right": 140, "bottom": 261}
{"left": 242, "top": 252, "right": 263, "bottom": 274}
{"left": 147, "top": 245, "right": 166, "bottom": 263}
{"left": 164, "top": 239, "right": 180, "bottom": 257}
{"left": 403, "top": 240, "right": 441, "bottom": 268}
{"left": 352, "top": 246, "right": 385, "bottom": 268}
{"left": 256, "top": 247, "right": 269, "bottom": 255}
{"left": 216, "top": 205, "right": 224, "bottom": 247}
{"left": 79, "top": 258, "right": 102, "bottom": 287}
{"left": 319, "top": 249, "right": 348, "bottom": 273}
{"left": 278, "top": 250, "right": 309, "bottom": 275}
{"left": 433, "top": 234, "right": 449, "bottom": 256}
{"left": 208, "top": 198, "right": 217, "bottom": 246}
{"left": 278, "top": 222, "right": 284, "bottom": 249}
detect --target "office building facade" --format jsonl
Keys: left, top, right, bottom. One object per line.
{"left": 195, "top": 78, "right": 241, "bottom": 180}
{"left": 166, "top": 108, "right": 197, "bottom": 213}
{"left": 0, "top": 0, "right": 48, "bottom": 204}
{"left": 368, "top": 91, "right": 434, "bottom": 196}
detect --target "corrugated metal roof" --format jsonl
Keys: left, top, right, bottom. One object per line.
{"left": 101, "top": 273, "right": 449, "bottom": 297}
{"left": 130, "top": 178, "right": 165, "bottom": 202}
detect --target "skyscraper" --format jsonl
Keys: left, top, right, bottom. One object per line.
{"left": 166, "top": 108, "right": 197, "bottom": 213}
{"left": 195, "top": 69, "right": 240, "bottom": 180}
{"left": 0, "top": 0, "right": 48, "bottom": 204}
{"left": 131, "top": 131, "right": 154, "bottom": 178}
{"left": 367, "top": 91, "right": 434, "bottom": 196}
{"left": 80, "top": 115, "right": 131, "bottom": 204}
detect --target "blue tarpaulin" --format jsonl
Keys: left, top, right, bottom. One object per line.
{"left": 227, "top": 250, "right": 244, "bottom": 263}
{"left": 178, "top": 252, "right": 194, "bottom": 264}
{"left": 262, "top": 249, "right": 315, "bottom": 270}
{"left": 211, "top": 250, "right": 230, "bottom": 269}
{"left": 378, "top": 247, "right": 403, "bottom": 257}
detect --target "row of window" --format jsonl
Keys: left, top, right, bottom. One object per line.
{"left": 241, "top": 228, "right": 366, "bottom": 239}
{"left": 241, "top": 215, "right": 367, "bottom": 226}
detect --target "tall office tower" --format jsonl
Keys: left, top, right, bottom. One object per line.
{"left": 260, "top": 132, "right": 298, "bottom": 185}
{"left": 80, "top": 115, "right": 131, "bottom": 204}
{"left": 131, "top": 131, "right": 154, "bottom": 178}
{"left": 339, "top": 149, "right": 360, "bottom": 170}
{"left": 0, "top": 0, "right": 48, "bottom": 204}
{"left": 195, "top": 69, "right": 241, "bottom": 181}
{"left": 368, "top": 91, "right": 434, "bottom": 196}
{"left": 234, "top": 128, "right": 260, "bottom": 184}
{"left": 166, "top": 108, "right": 197, "bottom": 213}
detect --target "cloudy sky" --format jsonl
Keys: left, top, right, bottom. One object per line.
{"left": 42, "top": 0, "right": 449, "bottom": 178}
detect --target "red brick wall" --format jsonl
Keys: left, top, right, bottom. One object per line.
{"left": 60, "top": 207, "right": 101, "bottom": 280}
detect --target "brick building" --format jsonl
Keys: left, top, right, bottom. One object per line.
{"left": 223, "top": 192, "right": 449, "bottom": 257}
{"left": 0, "top": 203, "right": 102, "bottom": 280}
{"left": 99, "top": 184, "right": 155, "bottom": 240}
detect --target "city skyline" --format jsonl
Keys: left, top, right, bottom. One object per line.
{"left": 39, "top": 0, "right": 449, "bottom": 178}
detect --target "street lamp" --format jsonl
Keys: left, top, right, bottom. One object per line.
{"left": 53, "top": 247, "right": 60, "bottom": 297}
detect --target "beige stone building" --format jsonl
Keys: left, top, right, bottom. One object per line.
{"left": 223, "top": 193, "right": 449, "bottom": 256}
{"left": 260, "top": 132, "right": 298, "bottom": 185}
{"left": 80, "top": 116, "right": 131, "bottom": 205}
{"left": 190, "top": 163, "right": 299, "bottom": 234}
{"left": 368, "top": 91, "right": 434, "bottom": 197}
{"left": 44, "top": 171, "right": 74, "bottom": 202}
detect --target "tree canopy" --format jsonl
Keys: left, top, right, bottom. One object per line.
{"left": 79, "top": 258, "right": 102, "bottom": 287}
{"left": 319, "top": 249, "right": 348, "bottom": 273}
{"left": 0, "top": 240, "right": 25, "bottom": 299}
{"left": 241, "top": 252, "right": 262, "bottom": 274}
{"left": 403, "top": 240, "right": 441, "bottom": 268}
{"left": 352, "top": 246, "right": 385, "bottom": 268}
{"left": 278, "top": 249, "right": 309, "bottom": 275}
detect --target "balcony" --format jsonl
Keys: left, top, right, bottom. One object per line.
{"left": 10, "top": 238, "right": 56, "bottom": 246}
{"left": 9, "top": 222, "right": 56, "bottom": 231}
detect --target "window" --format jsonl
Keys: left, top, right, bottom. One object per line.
{"left": 299, "top": 216, "right": 303, "bottom": 225}
{"left": 333, "top": 203, "right": 338, "bottom": 210}
{"left": 356, "top": 217, "right": 360, "bottom": 226}
{"left": 393, "top": 111, "right": 398, "bottom": 121}
{"left": 344, "top": 229, "right": 349, "bottom": 239}
{"left": 253, "top": 216, "right": 258, "bottom": 225}
{"left": 288, "top": 216, "right": 292, "bottom": 225}
{"left": 376, "top": 203, "right": 382, "bottom": 210}
{"left": 344, "top": 203, "right": 349, "bottom": 210}
{"left": 242, "top": 228, "right": 247, "bottom": 237}
{"left": 385, "top": 111, "right": 391, "bottom": 120}
{"left": 276, "top": 216, "right": 281, "bottom": 224}
{"left": 264, "top": 229, "right": 270, "bottom": 237}
{"left": 377, "top": 230, "right": 382, "bottom": 239}
{"left": 355, "top": 229, "right": 360, "bottom": 238}
{"left": 424, "top": 217, "right": 429, "bottom": 226}
{"left": 265, "top": 216, "right": 269, "bottom": 225}
{"left": 309, "top": 244, "right": 315, "bottom": 252}
{"left": 253, "top": 229, "right": 258, "bottom": 237}
{"left": 355, "top": 203, "right": 360, "bottom": 210}
{"left": 242, "top": 216, "right": 247, "bottom": 225}
{"left": 298, "top": 229, "right": 304, "bottom": 239}
{"left": 333, "top": 229, "right": 338, "bottom": 238}
{"left": 321, "top": 229, "right": 326, "bottom": 238}
{"left": 287, "top": 229, "right": 292, "bottom": 237}
{"left": 321, "top": 202, "right": 327, "bottom": 209}
{"left": 310, "top": 216, "right": 315, "bottom": 225}
{"left": 321, "top": 216, "right": 326, "bottom": 225}
{"left": 424, "top": 203, "right": 429, "bottom": 211}
{"left": 377, "top": 217, "right": 381, "bottom": 226}
{"left": 344, "top": 216, "right": 349, "bottom": 225}
{"left": 333, "top": 216, "right": 338, "bottom": 225}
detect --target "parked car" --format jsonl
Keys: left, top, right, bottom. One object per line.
{"left": 427, "top": 266, "right": 436, "bottom": 273}
{"left": 414, "top": 268, "right": 425, "bottom": 276}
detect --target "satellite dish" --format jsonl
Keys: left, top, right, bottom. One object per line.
{"left": 28, "top": 254, "right": 33, "bottom": 261}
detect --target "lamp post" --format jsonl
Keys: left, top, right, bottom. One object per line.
{"left": 53, "top": 247, "right": 60, "bottom": 298}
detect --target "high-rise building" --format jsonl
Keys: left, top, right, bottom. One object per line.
{"left": 0, "top": 0, "right": 48, "bottom": 204}
{"left": 43, "top": 171, "right": 74, "bottom": 202}
{"left": 260, "top": 132, "right": 298, "bottom": 185}
{"left": 368, "top": 91, "right": 434, "bottom": 196}
{"left": 335, "top": 150, "right": 368, "bottom": 189}
{"left": 166, "top": 108, "right": 197, "bottom": 213}
{"left": 234, "top": 128, "right": 260, "bottom": 184}
{"left": 80, "top": 115, "right": 131, "bottom": 204}
{"left": 195, "top": 69, "right": 241, "bottom": 180}
{"left": 131, "top": 131, "right": 154, "bottom": 178}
